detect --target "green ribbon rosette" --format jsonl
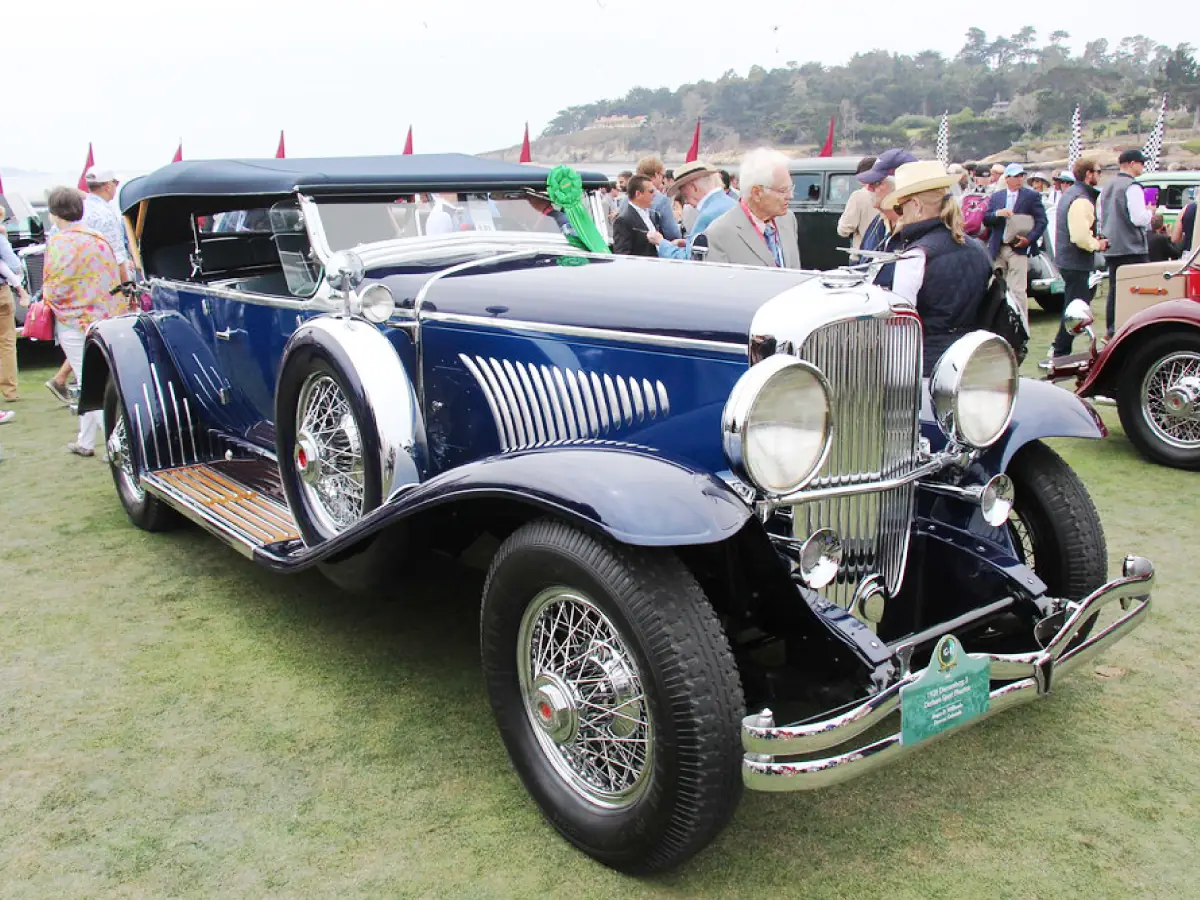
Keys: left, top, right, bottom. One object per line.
{"left": 545, "top": 165, "right": 611, "bottom": 255}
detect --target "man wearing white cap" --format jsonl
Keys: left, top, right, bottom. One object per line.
{"left": 982, "top": 162, "right": 1047, "bottom": 323}
{"left": 83, "top": 168, "right": 132, "bottom": 282}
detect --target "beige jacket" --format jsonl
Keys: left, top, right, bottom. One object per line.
{"left": 836, "top": 187, "right": 879, "bottom": 249}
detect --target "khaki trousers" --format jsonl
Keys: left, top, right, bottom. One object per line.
{"left": 993, "top": 246, "right": 1030, "bottom": 327}
{"left": 0, "top": 285, "right": 18, "bottom": 402}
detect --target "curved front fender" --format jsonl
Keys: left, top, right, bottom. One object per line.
{"left": 981, "top": 377, "right": 1105, "bottom": 470}
{"left": 921, "top": 377, "right": 1104, "bottom": 472}
{"left": 391, "top": 445, "right": 751, "bottom": 546}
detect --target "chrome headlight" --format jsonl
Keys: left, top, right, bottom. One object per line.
{"left": 930, "top": 332, "right": 1019, "bottom": 449}
{"left": 354, "top": 283, "right": 396, "bottom": 324}
{"left": 722, "top": 355, "right": 833, "bottom": 496}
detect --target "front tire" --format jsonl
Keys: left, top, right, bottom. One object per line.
{"left": 102, "top": 377, "right": 179, "bottom": 532}
{"left": 1116, "top": 331, "right": 1200, "bottom": 470}
{"left": 277, "top": 350, "right": 382, "bottom": 545}
{"left": 481, "top": 519, "right": 745, "bottom": 874}
{"left": 1006, "top": 440, "right": 1106, "bottom": 600}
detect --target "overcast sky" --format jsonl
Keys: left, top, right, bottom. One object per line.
{"left": 4, "top": 0, "right": 1194, "bottom": 176}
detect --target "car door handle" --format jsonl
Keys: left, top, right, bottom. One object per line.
{"left": 215, "top": 328, "right": 235, "bottom": 340}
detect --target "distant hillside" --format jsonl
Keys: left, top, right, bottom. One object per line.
{"left": 494, "top": 30, "right": 1200, "bottom": 164}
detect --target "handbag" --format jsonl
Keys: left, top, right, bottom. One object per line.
{"left": 21, "top": 299, "right": 54, "bottom": 341}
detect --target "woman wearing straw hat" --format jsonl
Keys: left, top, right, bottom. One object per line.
{"left": 879, "top": 161, "right": 993, "bottom": 375}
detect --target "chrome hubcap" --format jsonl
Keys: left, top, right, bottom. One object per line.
{"left": 517, "top": 588, "right": 652, "bottom": 809}
{"left": 294, "top": 373, "right": 365, "bottom": 535}
{"left": 1141, "top": 352, "right": 1200, "bottom": 449}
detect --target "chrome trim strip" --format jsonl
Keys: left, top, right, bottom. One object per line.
{"left": 551, "top": 368, "right": 579, "bottom": 439}
{"left": 460, "top": 355, "right": 511, "bottom": 450}
{"left": 488, "top": 357, "right": 529, "bottom": 447}
{"left": 590, "top": 372, "right": 610, "bottom": 432}
{"left": 563, "top": 369, "right": 589, "bottom": 436}
{"left": 642, "top": 378, "right": 657, "bottom": 418}
{"left": 629, "top": 376, "right": 644, "bottom": 421}
{"left": 148, "top": 277, "right": 337, "bottom": 312}
{"left": 424, "top": 311, "right": 747, "bottom": 355}
{"left": 150, "top": 363, "right": 175, "bottom": 468}
{"left": 603, "top": 374, "right": 621, "bottom": 428}
{"left": 615, "top": 376, "right": 633, "bottom": 425}
{"left": 656, "top": 380, "right": 670, "bottom": 416}
{"left": 168, "top": 381, "right": 186, "bottom": 465}
{"left": 575, "top": 368, "right": 601, "bottom": 435}
{"left": 537, "top": 365, "right": 568, "bottom": 441}
{"left": 142, "top": 383, "right": 161, "bottom": 469}
{"left": 741, "top": 561, "right": 1154, "bottom": 790}
{"left": 182, "top": 397, "right": 199, "bottom": 464}
{"left": 512, "top": 361, "right": 547, "bottom": 444}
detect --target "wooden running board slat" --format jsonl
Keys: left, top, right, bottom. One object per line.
{"left": 151, "top": 464, "right": 299, "bottom": 545}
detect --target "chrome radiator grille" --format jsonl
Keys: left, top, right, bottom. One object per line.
{"left": 792, "top": 314, "right": 923, "bottom": 607}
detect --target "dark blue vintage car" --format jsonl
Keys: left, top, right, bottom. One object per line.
{"left": 79, "top": 154, "right": 1154, "bottom": 874}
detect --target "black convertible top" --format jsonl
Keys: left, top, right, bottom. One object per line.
{"left": 120, "top": 154, "right": 609, "bottom": 213}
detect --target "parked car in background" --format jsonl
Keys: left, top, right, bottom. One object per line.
{"left": 787, "top": 156, "right": 861, "bottom": 270}
{"left": 81, "top": 153, "right": 1153, "bottom": 874}
{"left": 1045, "top": 243, "right": 1200, "bottom": 468}
{"left": 1139, "top": 170, "right": 1199, "bottom": 231}
{"left": 1, "top": 191, "right": 47, "bottom": 327}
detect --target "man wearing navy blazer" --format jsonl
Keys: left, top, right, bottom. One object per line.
{"left": 982, "top": 162, "right": 1048, "bottom": 323}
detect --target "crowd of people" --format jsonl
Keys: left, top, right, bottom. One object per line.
{"left": 0, "top": 168, "right": 136, "bottom": 452}
{"left": 2, "top": 147, "right": 1197, "bottom": 449}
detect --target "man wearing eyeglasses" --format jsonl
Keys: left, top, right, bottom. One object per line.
{"left": 1049, "top": 158, "right": 1109, "bottom": 359}
{"left": 704, "top": 148, "right": 801, "bottom": 268}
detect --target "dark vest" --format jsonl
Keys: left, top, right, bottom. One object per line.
{"left": 1099, "top": 171, "right": 1148, "bottom": 256}
{"left": 893, "top": 219, "right": 993, "bottom": 373}
{"left": 1055, "top": 181, "right": 1100, "bottom": 272}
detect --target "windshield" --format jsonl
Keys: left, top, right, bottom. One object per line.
{"left": 316, "top": 192, "right": 604, "bottom": 252}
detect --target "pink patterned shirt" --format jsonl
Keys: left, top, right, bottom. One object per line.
{"left": 42, "top": 225, "right": 124, "bottom": 330}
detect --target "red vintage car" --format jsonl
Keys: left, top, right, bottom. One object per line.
{"left": 1044, "top": 246, "right": 1200, "bottom": 469}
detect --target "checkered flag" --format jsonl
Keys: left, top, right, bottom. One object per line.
{"left": 935, "top": 112, "right": 949, "bottom": 166}
{"left": 1143, "top": 94, "right": 1168, "bottom": 173}
{"left": 1067, "top": 105, "right": 1083, "bottom": 168}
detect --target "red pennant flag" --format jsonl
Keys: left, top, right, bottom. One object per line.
{"left": 519, "top": 123, "right": 532, "bottom": 164}
{"left": 276, "top": 130, "right": 286, "bottom": 159}
{"left": 818, "top": 116, "right": 835, "bottom": 157}
{"left": 77, "top": 142, "right": 95, "bottom": 190}
{"left": 172, "top": 141, "right": 183, "bottom": 163}
{"left": 403, "top": 126, "right": 413, "bottom": 155}
{"left": 685, "top": 119, "right": 701, "bottom": 163}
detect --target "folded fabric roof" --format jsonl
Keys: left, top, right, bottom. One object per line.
{"left": 120, "top": 154, "right": 608, "bottom": 213}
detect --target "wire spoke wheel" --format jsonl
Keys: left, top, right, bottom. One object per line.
{"left": 517, "top": 587, "right": 653, "bottom": 809}
{"left": 294, "top": 373, "right": 365, "bottom": 535}
{"left": 1140, "top": 350, "right": 1200, "bottom": 449}
{"left": 106, "top": 406, "right": 144, "bottom": 504}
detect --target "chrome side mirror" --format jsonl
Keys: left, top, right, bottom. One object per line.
{"left": 325, "top": 250, "right": 365, "bottom": 294}
{"left": 1062, "top": 299, "right": 1094, "bottom": 335}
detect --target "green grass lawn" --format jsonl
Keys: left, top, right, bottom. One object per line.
{"left": 1, "top": 312, "right": 1197, "bottom": 899}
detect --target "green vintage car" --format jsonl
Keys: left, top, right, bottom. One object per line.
{"left": 1139, "top": 170, "right": 1199, "bottom": 230}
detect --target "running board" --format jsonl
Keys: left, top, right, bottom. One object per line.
{"left": 142, "top": 464, "right": 300, "bottom": 558}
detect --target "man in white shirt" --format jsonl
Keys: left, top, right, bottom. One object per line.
{"left": 0, "top": 220, "right": 30, "bottom": 407}
{"left": 1098, "top": 149, "right": 1153, "bottom": 337}
{"left": 425, "top": 193, "right": 469, "bottom": 235}
{"left": 83, "top": 168, "right": 132, "bottom": 282}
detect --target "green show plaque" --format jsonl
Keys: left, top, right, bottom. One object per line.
{"left": 899, "top": 635, "right": 991, "bottom": 746}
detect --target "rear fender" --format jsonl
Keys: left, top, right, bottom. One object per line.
{"left": 1077, "top": 301, "right": 1200, "bottom": 397}
{"left": 79, "top": 314, "right": 208, "bottom": 471}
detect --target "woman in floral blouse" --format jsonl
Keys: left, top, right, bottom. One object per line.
{"left": 41, "top": 186, "right": 126, "bottom": 457}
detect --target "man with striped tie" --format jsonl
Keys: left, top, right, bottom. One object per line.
{"left": 704, "top": 148, "right": 802, "bottom": 269}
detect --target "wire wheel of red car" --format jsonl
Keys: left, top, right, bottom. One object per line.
{"left": 1117, "top": 331, "right": 1200, "bottom": 470}
{"left": 276, "top": 350, "right": 383, "bottom": 544}
{"left": 1006, "top": 441, "right": 1107, "bottom": 643}
{"left": 480, "top": 518, "right": 744, "bottom": 874}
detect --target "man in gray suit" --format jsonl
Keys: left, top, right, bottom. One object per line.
{"left": 704, "top": 148, "right": 801, "bottom": 268}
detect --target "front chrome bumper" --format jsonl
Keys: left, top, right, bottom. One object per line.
{"left": 742, "top": 556, "right": 1154, "bottom": 792}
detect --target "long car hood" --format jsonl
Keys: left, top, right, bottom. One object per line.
{"left": 373, "top": 252, "right": 816, "bottom": 349}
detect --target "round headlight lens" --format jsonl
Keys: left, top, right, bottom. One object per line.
{"left": 723, "top": 355, "right": 833, "bottom": 496}
{"left": 930, "top": 332, "right": 1019, "bottom": 448}
{"left": 357, "top": 283, "right": 396, "bottom": 324}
